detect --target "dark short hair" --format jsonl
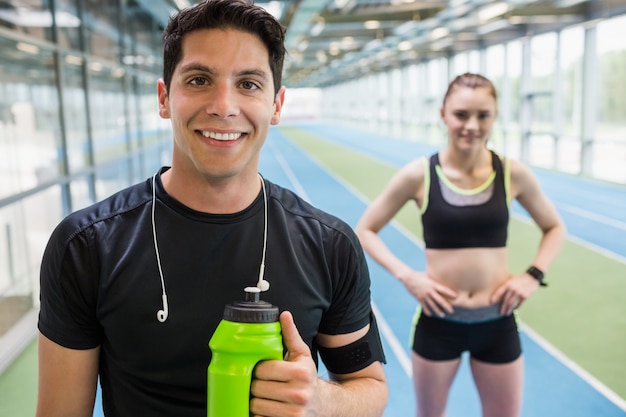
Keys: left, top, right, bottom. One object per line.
{"left": 443, "top": 73, "right": 497, "bottom": 107}
{"left": 162, "top": 0, "right": 286, "bottom": 95}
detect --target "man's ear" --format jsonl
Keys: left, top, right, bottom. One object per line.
{"left": 271, "top": 86, "right": 286, "bottom": 125}
{"left": 157, "top": 79, "right": 170, "bottom": 119}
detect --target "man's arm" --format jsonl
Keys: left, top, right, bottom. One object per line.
{"left": 36, "top": 333, "right": 100, "bottom": 417}
{"left": 250, "top": 311, "right": 388, "bottom": 417}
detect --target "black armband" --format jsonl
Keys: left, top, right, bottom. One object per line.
{"left": 526, "top": 265, "right": 547, "bottom": 287}
{"left": 318, "top": 311, "right": 386, "bottom": 374}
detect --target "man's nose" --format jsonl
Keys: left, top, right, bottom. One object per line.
{"left": 205, "top": 84, "right": 239, "bottom": 118}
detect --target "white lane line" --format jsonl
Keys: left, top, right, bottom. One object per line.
{"left": 372, "top": 302, "right": 413, "bottom": 378}
{"left": 271, "top": 133, "right": 626, "bottom": 408}
{"left": 269, "top": 138, "right": 413, "bottom": 379}
{"left": 269, "top": 141, "right": 311, "bottom": 202}
{"left": 513, "top": 212, "right": 626, "bottom": 265}
{"left": 520, "top": 322, "right": 626, "bottom": 412}
{"left": 559, "top": 203, "right": 626, "bottom": 231}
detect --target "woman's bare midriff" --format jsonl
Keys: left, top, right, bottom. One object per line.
{"left": 425, "top": 247, "right": 509, "bottom": 307}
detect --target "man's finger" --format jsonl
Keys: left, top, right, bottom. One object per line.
{"left": 279, "top": 311, "right": 311, "bottom": 362}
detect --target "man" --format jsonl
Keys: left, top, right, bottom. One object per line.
{"left": 36, "top": 1, "right": 387, "bottom": 416}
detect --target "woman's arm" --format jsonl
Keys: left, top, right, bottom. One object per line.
{"left": 355, "top": 159, "right": 425, "bottom": 279}
{"left": 511, "top": 160, "right": 566, "bottom": 271}
{"left": 355, "top": 159, "right": 457, "bottom": 316}
{"left": 491, "top": 160, "right": 566, "bottom": 312}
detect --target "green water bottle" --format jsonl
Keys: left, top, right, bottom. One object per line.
{"left": 207, "top": 287, "right": 283, "bottom": 417}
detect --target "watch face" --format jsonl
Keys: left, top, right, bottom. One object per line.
{"left": 527, "top": 266, "right": 546, "bottom": 286}
{"left": 529, "top": 266, "right": 543, "bottom": 278}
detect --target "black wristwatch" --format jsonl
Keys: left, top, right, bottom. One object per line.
{"left": 526, "top": 266, "right": 547, "bottom": 287}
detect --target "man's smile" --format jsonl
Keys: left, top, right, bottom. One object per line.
{"left": 199, "top": 130, "right": 243, "bottom": 141}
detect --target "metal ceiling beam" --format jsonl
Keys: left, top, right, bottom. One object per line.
{"left": 126, "top": 0, "right": 625, "bottom": 88}
{"left": 284, "top": 0, "right": 334, "bottom": 51}
{"left": 133, "top": 0, "right": 177, "bottom": 28}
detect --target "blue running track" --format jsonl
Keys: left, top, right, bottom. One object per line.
{"left": 93, "top": 122, "right": 626, "bottom": 417}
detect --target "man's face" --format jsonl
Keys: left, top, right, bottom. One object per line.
{"left": 158, "top": 28, "right": 285, "bottom": 181}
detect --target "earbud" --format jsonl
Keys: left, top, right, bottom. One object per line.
{"left": 257, "top": 263, "right": 270, "bottom": 291}
{"left": 257, "top": 280, "right": 270, "bottom": 291}
{"left": 157, "top": 294, "right": 169, "bottom": 322}
{"left": 151, "top": 172, "right": 271, "bottom": 324}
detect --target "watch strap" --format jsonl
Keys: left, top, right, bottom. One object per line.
{"left": 526, "top": 266, "right": 547, "bottom": 287}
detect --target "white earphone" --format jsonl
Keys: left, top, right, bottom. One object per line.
{"left": 256, "top": 175, "right": 270, "bottom": 292}
{"left": 157, "top": 294, "right": 168, "bottom": 323}
{"left": 151, "top": 172, "right": 270, "bottom": 323}
{"left": 152, "top": 172, "right": 169, "bottom": 323}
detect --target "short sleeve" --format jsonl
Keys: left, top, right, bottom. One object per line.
{"left": 38, "top": 221, "right": 103, "bottom": 349}
{"left": 318, "top": 228, "right": 372, "bottom": 335}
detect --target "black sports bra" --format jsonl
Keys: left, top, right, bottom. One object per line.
{"left": 420, "top": 151, "right": 510, "bottom": 249}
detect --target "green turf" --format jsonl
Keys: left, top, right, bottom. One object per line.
{"left": 1, "top": 126, "right": 623, "bottom": 414}
{"left": 279, "top": 125, "right": 626, "bottom": 401}
{"left": 0, "top": 338, "right": 37, "bottom": 417}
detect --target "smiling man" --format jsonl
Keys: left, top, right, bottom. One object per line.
{"left": 36, "top": 1, "right": 387, "bottom": 417}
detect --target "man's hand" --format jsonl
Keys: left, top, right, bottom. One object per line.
{"left": 250, "top": 311, "right": 320, "bottom": 417}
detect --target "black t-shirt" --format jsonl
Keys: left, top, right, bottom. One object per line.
{"left": 38, "top": 169, "right": 382, "bottom": 416}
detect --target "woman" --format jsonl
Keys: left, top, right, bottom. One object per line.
{"left": 356, "top": 73, "right": 565, "bottom": 417}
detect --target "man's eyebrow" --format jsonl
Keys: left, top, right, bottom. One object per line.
{"left": 237, "top": 69, "right": 270, "bottom": 80}
{"left": 178, "top": 63, "right": 269, "bottom": 80}
{"left": 178, "top": 63, "right": 214, "bottom": 74}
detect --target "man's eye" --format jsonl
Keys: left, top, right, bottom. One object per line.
{"left": 190, "top": 77, "right": 207, "bottom": 86}
{"left": 241, "top": 80, "right": 259, "bottom": 90}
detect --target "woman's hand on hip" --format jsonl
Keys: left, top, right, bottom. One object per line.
{"left": 401, "top": 271, "right": 457, "bottom": 317}
{"left": 491, "top": 273, "right": 540, "bottom": 315}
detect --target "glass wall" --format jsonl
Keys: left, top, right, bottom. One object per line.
{"left": 558, "top": 26, "right": 585, "bottom": 175}
{"left": 527, "top": 32, "right": 558, "bottom": 169}
{"left": 484, "top": 44, "right": 507, "bottom": 155}
{"left": 321, "top": 12, "right": 626, "bottom": 186}
{"left": 56, "top": 0, "right": 82, "bottom": 50}
{"left": 83, "top": 0, "right": 122, "bottom": 62}
{"left": 595, "top": 15, "right": 626, "bottom": 183}
{"left": 0, "top": 38, "right": 61, "bottom": 196}
{"left": 0, "top": 0, "right": 170, "bottom": 341}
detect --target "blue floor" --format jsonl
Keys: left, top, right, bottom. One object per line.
{"left": 262, "top": 123, "right": 626, "bottom": 417}
{"left": 93, "top": 121, "right": 626, "bottom": 416}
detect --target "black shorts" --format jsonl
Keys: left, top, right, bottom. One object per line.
{"left": 412, "top": 311, "right": 522, "bottom": 364}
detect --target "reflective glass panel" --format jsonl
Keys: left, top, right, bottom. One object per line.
{"left": 596, "top": 15, "right": 626, "bottom": 183}
{"left": 62, "top": 53, "right": 91, "bottom": 173}
{"left": 0, "top": 36, "right": 62, "bottom": 198}
{"left": 55, "top": 0, "right": 82, "bottom": 49}
{"left": 88, "top": 63, "right": 128, "bottom": 167}
{"left": 83, "top": 0, "right": 121, "bottom": 61}
{"left": 0, "top": 0, "right": 57, "bottom": 42}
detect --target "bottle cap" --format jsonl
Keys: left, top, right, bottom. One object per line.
{"left": 223, "top": 287, "right": 279, "bottom": 323}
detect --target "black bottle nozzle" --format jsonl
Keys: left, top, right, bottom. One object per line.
{"left": 244, "top": 286, "right": 261, "bottom": 303}
{"left": 222, "top": 287, "right": 279, "bottom": 323}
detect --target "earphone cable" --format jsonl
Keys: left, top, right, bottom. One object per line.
{"left": 151, "top": 171, "right": 269, "bottom": 323}
{"left": 258, "top": 174, "right": 268, "bottom": 286}
{"left": 152, "top": 172, "right": 167, "bottom": 300}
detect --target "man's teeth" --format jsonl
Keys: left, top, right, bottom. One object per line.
{"left": 201, "top": 131, "right": 242, "bottom": 141}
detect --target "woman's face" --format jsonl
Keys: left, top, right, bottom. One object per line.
{"left": 440, "top": 86, "right": 497, "bottom": 150}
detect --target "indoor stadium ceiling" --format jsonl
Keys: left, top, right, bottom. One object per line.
{"left": 143, "top": 0, "right": 625, "bottom": 88}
